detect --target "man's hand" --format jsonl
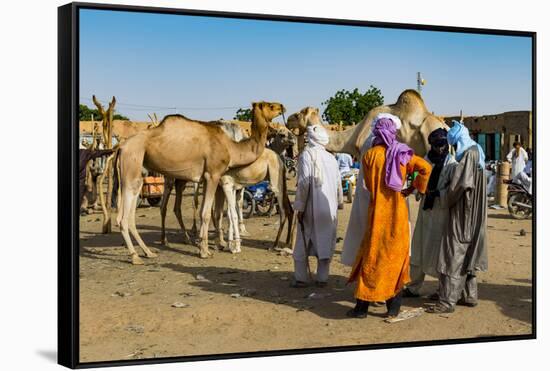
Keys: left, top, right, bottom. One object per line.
{"left": 401, "top": 186, "right": 415, "bottom": 198}
{"left": 297, "top": 211, "right": 304, "bottom": 224}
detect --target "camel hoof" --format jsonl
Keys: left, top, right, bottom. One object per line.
{"left": 131, "top": 254, "right": 144, "bottom": 265}
{"left": 145, "top": 252, "right": 158, "bottom": 259}
{"left": 239, "top": 229, "right": 251, "bottom": 237}
{"left": 199, "top": 249, "right": 212, "bottom": 259}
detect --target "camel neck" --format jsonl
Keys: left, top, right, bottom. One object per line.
{"left": 227, "top": 115, "right": 269, "bottom": 168}
{"left": 324, "top": 125, "right": 361, "bottom": 156}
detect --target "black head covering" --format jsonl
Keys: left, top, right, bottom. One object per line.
{"left": 423, "top": 128, "right": 449, "bottom": 210}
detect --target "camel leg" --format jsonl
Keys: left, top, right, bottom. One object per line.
{"left": 230, "top": 188, "right": 242, "bottom": 253}
{"left": 119, "top": 182, "right": 144, "bottom": 265}
{"left": 128, "top": 179, "right": 158, "bottom": 259}
{"left": 198, "top": 175, "right": 219, "bottom": 258}
{"left": 191, "top": 182, "right": 199, "bottom": 237}
{"left": 160, "top": 177, "right": 174, "bottom": 246}
{"left": 271, "top": 191, "right": 286, "bottom": 250}
{"left": 213, "top": 186, "right": 227, "bottom": 250}
{"left": 221, "top": 183, "right": 241, "bottom": 253}
{"left": 236, "top": 189, "right": 251, "bottom": 236}
{"left": 174, "top": 180, "right": 192, "bottom": 245}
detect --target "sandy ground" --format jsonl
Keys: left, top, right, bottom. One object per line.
{"left": 78, "top": 182, "right": 533, "bottom": 363}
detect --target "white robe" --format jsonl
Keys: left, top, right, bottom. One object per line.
{"left": 340, "top": 134, "right": 375, "bottom": 266}
{"left": 293, "top": 145, "right": 343, "bottom": 261}
{"left": 410, "top": 154, "right": 458, "bottom": 277}
{"left": 507, "top": 147, "right": 528, "bottom": 178}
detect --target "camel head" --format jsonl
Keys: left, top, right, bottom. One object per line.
{"left": 269, "top": 124, "right": 297, "bottom": 148}
{"left": 287, "top": 106, "right": 323, "bottom": 136}
{"left": 390, "top": 90, "right": 448, "bottom": 156}
{"left": 252, "top": 102, "right": 286, "bottom": 126}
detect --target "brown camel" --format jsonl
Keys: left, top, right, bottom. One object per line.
{"left": 115, "top": 102, "right": 285, "bottom": 264}
{"left": 287, "top": 90, "right": 447, "bottom": 157}
{"left": 159, "top": 122, "right": 295, "bottom": 250}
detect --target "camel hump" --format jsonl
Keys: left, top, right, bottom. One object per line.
{"left": 395, "top": 89, "right": 428, "bottom": 112}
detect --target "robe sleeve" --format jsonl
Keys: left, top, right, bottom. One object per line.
{"left": 437, "top": 163, "right": 458, "bottom": 209}
{"left": 441, "top": 155, "right": 476, "bottom": 208}
{"left": 362, "top": 152, "right": 373, "bottom": 194}
{"left": 506, "top": 149, "right": 514, "bottom": 162}
{"left": 407, "top": 155, "right": 432, "bottom": 194}
{"left": 294, "top": 151, "right": 312, "bottom": 212}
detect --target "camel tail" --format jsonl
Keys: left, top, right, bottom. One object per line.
{"left": 113, "top": 148, "right": 123, "bottom": 227}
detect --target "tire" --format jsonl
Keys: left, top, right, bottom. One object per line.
{"left": 256, "top": 194, "right": 276, "bottom": 216}
{"left": 242, "top": 190, "right": 255, "bottom": 219}
{"left": 507, "top": 193, "right": 532, "bottom": 220}
{"left": 147, "top": 197, "right": 161, "bottom": 206}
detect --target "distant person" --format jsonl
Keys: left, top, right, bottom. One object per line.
{"left": 346, "top": 116, "right": 431, "bottom": 319}
{"left": 506, "top": 142, "right": 528, "bottom": 178}
{"left": 405, "top": 128, "right": 457, "bottom": 298}
{"left": 335, "top": 152, "right": 354, "bottom": 175}
{"left": 292, "top": 125, "right": 343, "bottom": 288}
{"left": 427, "top": 121, "right": 488, "bottom": 314}
{"left": 79, "top": 147, "right": 114, "bottom": 209}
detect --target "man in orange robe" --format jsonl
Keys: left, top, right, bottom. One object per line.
{"left": 347, "top": 115, "right": 431, "bottom": 318}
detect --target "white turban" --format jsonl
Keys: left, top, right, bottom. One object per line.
{"left": 304, "top": 124, "right": 329, "bottom": 187}
{"left": 306, "top": 124, "right": 329, "bottom": 147}
{"left": 372, "top": 113, "right": 402, "bottom": 130}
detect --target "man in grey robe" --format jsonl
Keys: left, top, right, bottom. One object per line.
{"left": 404, "top": 128, "right": 457, "bottom": 297}
{"left": 427, "top": 122, "right": 488, "bottom": 314}
{"left": 292, "top": 124, "right": 343, "bottom": 288}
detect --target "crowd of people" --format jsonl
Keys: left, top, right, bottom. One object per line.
{"left": 292, "top": 114, "right": 490, "bottom": 319}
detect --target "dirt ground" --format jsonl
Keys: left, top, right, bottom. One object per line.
{"left": 78, "top": 181, "right": 533, "bottom": 363}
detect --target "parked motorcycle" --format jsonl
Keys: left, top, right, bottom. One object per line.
{"left": 243, "top": 181, "right": 278, "bottom": 218}
{"left": 504, "top": 179, "right": 532, "bottom": 219}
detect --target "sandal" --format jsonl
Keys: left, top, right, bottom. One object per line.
{"left": 425, "top": 303, "right": 454, "bottom": 314}
{"left": 346, "top": 308, "right": 368, "bottom": 318}
{"left": 457, "top": 298, "right": 478, "bottom": 307}
{"left": 402, "top": 288, "right": 420, "bottom": 298}
{"left": 290, "top": 280, "right": 308, "bottom": 288}
{"left": 315, "top": 281, "right": 328, "bottom": 288}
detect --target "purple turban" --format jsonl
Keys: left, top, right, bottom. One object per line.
{"left": 372, "top": 117, "right": 413, "bottom": 192}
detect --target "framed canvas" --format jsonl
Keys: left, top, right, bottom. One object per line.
{"left": 58, "top": 2, "right": 536, "bottom": 368}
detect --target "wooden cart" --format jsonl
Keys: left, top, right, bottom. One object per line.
{"left": 138, "top": 176, "right": 164, "bottom": 207}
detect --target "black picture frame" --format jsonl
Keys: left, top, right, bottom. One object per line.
{"left": 58, "top": 2, "right": 536, "bottom": 369}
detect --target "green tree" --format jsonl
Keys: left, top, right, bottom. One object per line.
{"left": 79, "top": 103, "right": 129, "bottom": 121}
{"left": 322, "top": 86, "right": 384, "bottom": 125}
{"left": 233, "top": 108, "right": 252, "bottom": 121}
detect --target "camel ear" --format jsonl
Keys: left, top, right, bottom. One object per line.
{"left": 258, "top": 102, "right": 264, "bottom": 110}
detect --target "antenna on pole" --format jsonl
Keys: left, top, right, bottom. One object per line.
{"left": 417, "top": 72, "right": 426, "bottom": 93}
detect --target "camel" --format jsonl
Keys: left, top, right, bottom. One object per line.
{"left": 114, "top": 102, "right": 285, "bottom": 264}
{"left": 213, "top": 147, "right": 293, "bottom": 254}
{"left": 159, "top": 122, "right": 295, "bottom": 250}
{"left": 287, "top": 89, "right": 447, "bottom": 157}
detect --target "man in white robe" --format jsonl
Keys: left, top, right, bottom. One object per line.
{"left": 292, "top": 125, "right": 343, "bottom": 287}
{"left": 405, "top": 128, "right": 457, "bottom": 297}
{"left": 506, "top": 142, "right": 528, "bottom": 178}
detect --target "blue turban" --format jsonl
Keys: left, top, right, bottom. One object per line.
{"left": 447, "top": 120, "right": 485, "bottom": 168}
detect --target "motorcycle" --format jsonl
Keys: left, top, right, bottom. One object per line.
{"left": 504, "top": 179, "right": 532, "bottom": 219}
{"left": 242, "top": 181, "right": 278, "bottom": 218}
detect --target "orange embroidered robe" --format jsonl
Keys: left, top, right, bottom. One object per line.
{"left": 349, "top": 145, "right": 431, "bottom": 302}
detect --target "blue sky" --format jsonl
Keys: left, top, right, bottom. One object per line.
{"left": 79, "top": 9, "right": 532, "bottom": 122}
